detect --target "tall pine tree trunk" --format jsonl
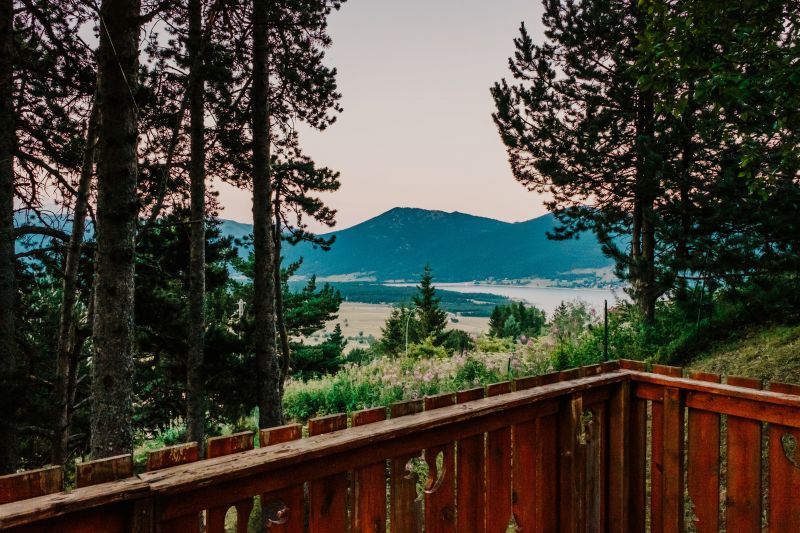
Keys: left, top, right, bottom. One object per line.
{"left": 91, "top": 0, "right": 141, "bottom": 458}
{"left": 0, "top": 0, "right": 18, "bottom": 475}
{"left": 53, "top": 102, "right": 97, "bottom": 466}
{"left": 252, "top": 0, "right": 283, "bottom": 428}
{"left": 186, "top": 0, "right": 207, "bottom": 456}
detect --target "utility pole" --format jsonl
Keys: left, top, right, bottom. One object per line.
{"left": 603, "top": 299, "right": 609, "bottom": 361}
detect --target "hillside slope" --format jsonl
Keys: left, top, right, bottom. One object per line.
{"left": 222, "top": 207, "right": 613, "bottom": 282}
{"left": 688, "top": 324, "right": 800, "bottom": 384}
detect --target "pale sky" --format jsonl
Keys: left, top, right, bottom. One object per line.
{"left": 214, "top": 0, "right": 548, "bottom": 230}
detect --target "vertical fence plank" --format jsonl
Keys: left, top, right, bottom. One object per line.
{"left": 661, "top": 387, "right": 684, "bottom": 533}
{"left": 206, "top": 432, "right": 255, "bottom": 533}
{"left": 607, "top": 381, "right": 629, "bottom": 532}
{"left": 584, "top": 399, "right": 608, "bottom": 533}
{"left": 648, "top": 368, "right": 680, "bottom": 533}
{"left": 456, "top": 387, "right": 485, "bottom": 533}
{"left": 768, "top": 382, "right": 800, "bottom": 531}
{"left": 687, "top": 372, "right": 721, "bottom": 533}
{"left": 628, "top": 388, "right": 647, "bottom": 533}
{"left": 390, "top": 399, "right": 424, "bottom": 533}
{"left": 511, "top": 376, "right": 540, "bottom": 531}
{"left": 0, "top": 465, "right": 62, "bottom": 504}
{"left": 725, "top": 376, "right": 763, "bottom": 533}
{"left": 352, "top": 407, "right": 388, "bottom": 533}
{"left": 146, "top": 442, "right": 199, "bottom": 472}
{"left": 147, "top": 442, "right": 200, "bottom": 533}
{"left": 308, "top": 414, "right": 349, "bottom": 533}
{"left": 559, "top": 392, "right": 584, "bottom": 533}
{"left": 485, "top": 381, "right": 513, "bottom": 532}
{"left": 260, "top": 424, "right": 304, "bottom": 533}
{"left": 75, "top": 454, "right": 133, "bottom": 489}
{"left": 423, "top": 393, "right": 456, "bottom": 533}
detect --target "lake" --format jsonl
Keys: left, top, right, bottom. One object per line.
{"left": 389, "top": 283, "right": 628, "bottom": 317}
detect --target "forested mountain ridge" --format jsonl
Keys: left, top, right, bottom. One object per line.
{"left": 221, "top": 207, "right": 614, "bottom": 282}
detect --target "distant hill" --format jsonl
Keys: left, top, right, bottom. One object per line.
{"left": 221, "top": 207, "right": 614, "bottom": 283}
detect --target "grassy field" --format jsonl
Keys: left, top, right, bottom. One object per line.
{"left": 305, "top": 302, "right": 490, "bottom": 352}
{"left": 687, "top": 323, "right": 800, "bottom": 383}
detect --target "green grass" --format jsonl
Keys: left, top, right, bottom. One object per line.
{"left": 687, "top": 323, "right": 800, "bottom": 384}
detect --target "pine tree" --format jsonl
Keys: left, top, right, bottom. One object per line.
{"left": 413, "top": 265, "right": 448, "bottom": 343}
{"left": 492, "top": 2, "right": 675, "bottom": 323}
{"left": 380, "top": 306, "right": 419, "bottom": 355}
{"left": 91, "top": 0, "right": 142, "bottom": 458}
{"left": 0, "top": 0, "right": 16, "bottom": 474}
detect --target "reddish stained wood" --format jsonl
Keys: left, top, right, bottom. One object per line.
{"left": 628, "top": 396, "right": 647, "bottom": 533}
{"left": 725, "top": 376, "right": 762, "bottom": 533}
{"left": 206, "top": 432, "right": 255, "bottom": 533}
{"left": 582, "top": 386, "right": 609, "bottom": 407}
{"left": 661, "top": 387, "right": 684, "bottom": 533}
{"left": 634, "top": 381, "right": 663, "bottom": 402}
{"left": 768, "top": 382, "right": 800, "bottom": 531}
{"left": 207, "top": 431, "right": 254, "bottom": 458}
{"left": 512, "top": 412, "right": 558, "bottom": 533}
{"left": 486, "top": 382, "right": 512, "bottom": 532}
{"left": 76, "top": 454, "right": 132, "bottom": 489}
{"left": 628, "top": 370, "right": 800, "bottom": 410}
{"left": 559, "top": 368, "right": 583, "bottom": 382}
{"left": 650, "top": 396, "right": 664, "bottom": 533}
{"left": 538, "top": 371, "right": 560, "bottom": 386}
{"left": 0, "top": 466, "right": 62, "bottom": 505}
{"left": 584, "top": 402, "right": 608, "bottom": 533}
{"left": 513, "top": 375, "right": 540, "bottom": 390}
{"left": 390, "top": 399, "right": 424, "bottom": 533}
{"left": 600, "top": 360, "right": 620, "bottom": 373}
{"left": 260, "top": 425, "right": 304, "bottom": 533}
{"left": 424, "top": 393, "right": 456, "bottom": 411}
{"left": 651, "top": 364, "right": 682, "bottom": 378}
{"left": 423, "top": 440, "right": 455, "bottom": 533}
{"left": 259, "top": 424, "right": 302, "bottom": 447}
{"left": 456, "top": 387, "right": 485, "bottom": 532}
{"left": 146, "top": 442, "right": 199, "bottom": 472}
{"left": 687, "top": 372, "right": 721, "bottom": 533}
{"left": 618, "top": 359, "right": 646, "bottom": 371}
{"left": 308, "top": 413, "right": 349, "bottom": 533}
{"left": 583, "top": 363, "right": 603, "bottom": 376}
{"left": 559, "top": 393, "right": 585, "bottom": 533}
{"left": 352, "top": 408, "right": 387, "bottom": 533}
{"left": 607, "top": 381, "right": 629, "bottom": 532}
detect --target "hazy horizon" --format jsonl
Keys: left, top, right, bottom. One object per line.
{"left": 214, "top": 0, "right": 548, "bottom": 230}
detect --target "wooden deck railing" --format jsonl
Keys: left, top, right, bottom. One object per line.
{"left": 1, "top": 360, "right": 799, "bottom": 532}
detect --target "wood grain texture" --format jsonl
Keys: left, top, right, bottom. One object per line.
{"left": 76, "top": 454, "right": 132, "bottom": 489}
{"left": 424, "top": 394, "right": 456, "bottom": 533}
{"left": 559, "top": 393, "right": 584, "bottom": 533}
{"left": 206, "top": 432, "right": 255, "bottom": 533}
{"left": 485, "top": 381, "right": 512, "bottom": 532}
{"left": 456, "top": 387, "right": 485, "bottom": 533}
{"left": 0, "top": 466, "right": 62, "bottom": 504}
{"left": 627, "top": 395, "right": 647, "bottom": 533}
{"left": 607, "top": 381, "right": 629, "bottom": 532}
{"left": 725, "top": 376, "right": 762, "bottom": 533}
{"left": 687, "top": 372, "right": 721, "bottom": 533}
{"left": 352, "top": 407, "right": 387, "bottom": 533}
{"left": 146, "top": 443, "right": 199, "bottom": 472}
{"left": 260, "top": 425, "right": 303, "bottom": 533}
{"left": 308, "top": 414, "right": 349, "bottom": 533}
{"left": 768, "top": 382, "right": 800, "bottom": 531}
{"left": 661, "top": 387, "right": 684, "bottom": 533}
{"left": 390, "top": 399, "right": 424, "bottom": 533}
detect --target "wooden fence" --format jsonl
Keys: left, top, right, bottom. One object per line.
{"left": 1, "top": 360, "right": 799, "bottom": 532}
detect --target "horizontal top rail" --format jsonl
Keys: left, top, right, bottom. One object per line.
{"left": 3, "top": 359, "right": 800, "bottom": 531}
{"left": 0, "top": 369, "right": 625, "bottom": 529}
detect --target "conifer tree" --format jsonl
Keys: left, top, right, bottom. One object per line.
{"left": 413, "top": 265, "right": 448, "bottom": 343}
{"left": 91, "top": 0, "right": 142, "bottom": 457}
{"left": 0, "top": 0, "right": 16, "bottom": 474}
{"left": 492, "top": 2, "right": 673, "bottom": 322}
